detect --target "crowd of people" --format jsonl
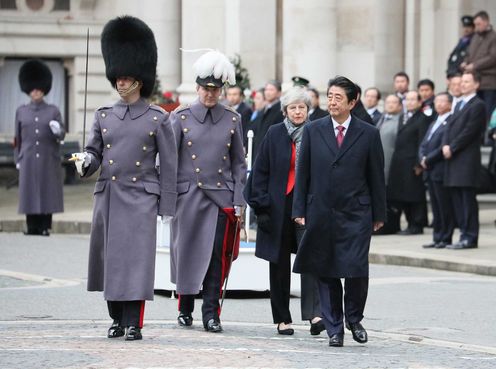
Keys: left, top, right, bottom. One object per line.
{"left": 11, "top": 10, "right": 495, "bottom": 348}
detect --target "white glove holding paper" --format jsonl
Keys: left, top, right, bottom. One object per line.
{"left": 71, "top": 152, "right": 92, "bottom": 176}
{"left": 49, "top": 120, "right": 61, "bottom": 135}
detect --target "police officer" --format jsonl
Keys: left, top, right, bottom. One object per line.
{"left": 170, "top": 50, "right": 247, "bottom": 333}
{"left": 447, "top": 16, "right": 475, "bottom": 77}
{"left": 72, "top": 16, "right": 177, "bottom": 341}
{"left": 14, "top": 59, "right": 65, "bottom": 236}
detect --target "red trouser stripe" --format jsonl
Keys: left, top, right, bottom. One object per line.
{"left": 139, "top": 301, "right": 145, "bottom": 328}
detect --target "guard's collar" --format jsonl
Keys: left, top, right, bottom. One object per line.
{"left": 190, "top": 100, "right": 225, "bottom": 123}
{"left": 113, "top": 98, "right": 149, "bottom": 120}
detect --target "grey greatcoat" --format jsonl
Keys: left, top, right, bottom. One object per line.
{"left": 83, "top": 98, "right": 178, "bottom": 301}
{"left": 170, "top": 100, "right": 246, "bottom": 295}
{"left": 14, "top": 100, "right": 65, "bottom": 215}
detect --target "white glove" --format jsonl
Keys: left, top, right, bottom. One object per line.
{"left": 49, "top": 120, "right": 61, "bottom": 135}
{"left": 161, "top": 215, "right": 173, "bottom": 223}
{"left": 234, "top": 205, "right": 243, "bottom": 217}
{"left": 16, "top": 163, "right": 20, "bottom": 170}
{"left": 72, "top": 152, "right": 91, "bottom": 176}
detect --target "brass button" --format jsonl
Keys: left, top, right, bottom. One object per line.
{"left": 181, "top": 114, "right": 186, "bottom": 120}
{"left": 132, "top": 177, "right": 137, "bottom": 182}
{"left": 35, "top": 129, "right": 39, "bottom": 134}
{"left": 106, "top": 144, "right": 111, "bottom": 149}
{"left": 149, "top": 131, "right": 154, "bottom": 136}
{"left": 217, "top": 182, "right": 221, "bottom": 187}
{"left": 153, "top": 116, "right": 158, "bottom": 121}
{"left": 36, "top": 153, "right": 39, "bottom": 158}
{"left": 227, "top": 143, "right": 231, "bottom": 148}
{"left": 183, "top": 128, "right": 189, "bottom": 133}
{"left": 111, "top": 176, "right": 116, "bottom": 181}
{"left": 109, "top": 160, "right": 114, "bottom": 165}
{"left": 35, "top": 117, "right": 39, "bottom": 122}
{"left": 142, "top": 146, "right": 147, "bottom": 151}
{"left": 198, "top": 182, "right": 203, "bottom": 187}
{"left": 223, "top": 156, "right": 227, "bottom": 160}
{"left": 103, "top": 128, "right": 107, "bottom": 133}
{"left": 195, "top": 168, "right": 200, "bottom": 173}
{"left": 232, "top": 117, "right": 237, "bottom": 122}
{"left": 187, "top": 141, "right": 192, "bottom": 147}
{"left": 192, "top": 154, "right": 197, "bottom": 160}
{"left": 230, "top": 129, "right": 235, "bottom": 134}
{"left": 136, "top": 161, "right": 141, "bottom": 167}
{"left": 218, "top": 169, "right": 222, "bottom": 174}
{"left": 101, "top": 112, "right": 106, "bottom": 118}
{"left": 36, "top": 141, "right": 39, "bottom": 145}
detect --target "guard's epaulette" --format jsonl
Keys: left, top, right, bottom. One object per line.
{"left": 149, "top": 104, "right": 166, "bottom": 114}
{"left": 173, "top": 104, "right": 190, "bottom": 113}
{"left": 224, "top": 105, "right": 238, "bottom": 115}
{"left": 96, "top": 104, "right": 112, "bottom": 111}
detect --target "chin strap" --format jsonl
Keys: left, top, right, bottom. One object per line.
{"left": 117, "top": 80, "right": 142, "bottom": 97}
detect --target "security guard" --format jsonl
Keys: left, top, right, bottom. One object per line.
{"left": 14, "top": 59, "right": 65, "bottom": 236}
{"left": 170, "top": 50, "right": 246, "bottom": 333}
{"left": 72, "top": 16, "right": 177, "bottom": 341}
{"left": 447, "top": 15, "right": 475, "bottom": 77}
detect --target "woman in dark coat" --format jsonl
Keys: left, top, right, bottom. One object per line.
{"left": 244, "top": 87, "right": 324, "bottom": 336}
{"left": 14, "top": 60, "right": 65, "bottom": 236}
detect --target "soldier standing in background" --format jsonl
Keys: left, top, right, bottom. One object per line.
{"left": 14, "top": 59, "right": 65, "bottom": 236}
{"left": 170, "top": 50, "right": 246, "bottom": 333}
{"left": 72, "top": 16, "right": 177, "bottom": 341}
{"left": 447, "top": 16, "right": 475, "bottom": 78}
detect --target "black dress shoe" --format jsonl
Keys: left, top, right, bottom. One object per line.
{"left": 277, "top": 323, "right": 294, "bottom": 335}
{"left": 310, "top": 320, "right": 326, "bottom": 335}
{"left": 397, "top": 228, "right": 423, "bottom": 235}
{"left": 328, "top": 333, "right": 344, "bottom": 347}
{"left": 435, "top": 241, "right": 448, "bottom": 249}
{"left": 107, "top": 320, "right": 124, "bottom": 338}
{"left": 346, "top": 322, "right": 368, "bottom": 343}
{"left": 177, "top": 313, "right": 193, "bottom": 327}
{"left": 125, "top": 326, "right": 142, "bottom": 341}
{"left": 204, "top": 319, "right": 222, "bottom": 333}
{"left": 41, "top": 229, "right": 50, "bottom": 236}
{"left": 446, "top": 240, "right": 477, "bottom": 249}
{"left": 422, "top": 242, "right": 437, "bottom": 248}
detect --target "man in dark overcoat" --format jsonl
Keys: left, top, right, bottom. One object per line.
{"left": 226, "top": 85, "right": 253, "bottom": 149}
{"left": 293, "top": 76, "right": 386, "bottom": 347}
{"left": 169, "top": 50, "right": 246, "bottom": 333}
{"left": 72, "top": 16, "right": 178, "bottom": 341}
{"left": 388, "top": 91, "right": 430, "bottom": 235}
{"left": 14, "top": 59, "right": 65, "bottom": 236}
{"left": 442, "top": 71, "right": 487, "bottom": 249}
{"left": 419, "top": 92, "right": 455, "bottom": 249}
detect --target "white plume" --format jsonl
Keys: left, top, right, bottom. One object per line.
{"left": 193, "top": 50, "right": 236, "bottom": 85}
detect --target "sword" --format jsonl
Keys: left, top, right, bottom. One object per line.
{"left": 220, "top": 216, "right": 241, "bottom": 311}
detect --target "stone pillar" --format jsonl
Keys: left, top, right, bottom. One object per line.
{"left": 281, "top": 0, "right": 337, "bottom": 93}
{"left": 404, "top": 0, "right": 421, "bottom": 87}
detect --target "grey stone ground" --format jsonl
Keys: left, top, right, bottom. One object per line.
{"left": 1, "top": 233, "right": 496, "bottom": 369}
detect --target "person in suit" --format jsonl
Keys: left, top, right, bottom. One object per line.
{"left": 226, "top": 85, "right": 253, "bottom": 149}
{"left": 446, "top": 16, "right": 475, "bottom": 78}
{"left": 448, "top": 73, "right": 463, "bottom": 112}
{"left": 244, "top": 87, "right": 324, "bottom": 337}
{"left": 351, "top": 84, "right": 374, "bottom": 124}
{"left": 252, "top": 80, "right": 285, "bottom": 157}
{"left": 71, "top": 16, "right": 178, "bottom": 341}
{"left": 394, "top": 71, "right": 410, "bottom": 113}
{"left": 419, "top": 92, "right": 455, "bottom": 248}
{"left": 169, "top": 50, "right": 246, "bottom": 333}
{"left": 293, "top": 76, "right": 386, "bottom": 347}
{"left": 418, "top": 79, "right": 436, "bottom": 119}
{"left": 388, "top": 91, "right": 431, "bottom": 235}
{"left": 308, "top": 87, "right": 329, "bottom": 121}
{"left": 14, "top": 59, "right": 65, "bottom": 236}
{"left": 363, "top": 87, "right": 382, "bottom": 125}
{"left": 443, "top": 71, "right": 487, "bottom": 249}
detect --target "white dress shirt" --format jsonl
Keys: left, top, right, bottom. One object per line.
{"left": 331, "top": 115, "right": 352, "bottom": 137}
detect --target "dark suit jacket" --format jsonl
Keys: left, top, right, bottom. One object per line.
{"left": 442, "top": 96, "right": 487, "bottom": 187}
{"left": 292, "top": 116, "right": 386, "bottom": 278}
{"left": 419, "top": 115, "right": 451, "bottom": 182}
{"left": 236, "top": 101, "right": 253, "bottom": 148}
{"left": 369, "top": 108, "right": 381, "bottom": 125}
{"left": 309, "top": 106, "right": 329, "bottom": 121}
{"left": 244, "top": 123, "right": 295, "bottom": 263}
{"left": 387, "top": 110, "right": 430, "bottom": 202}
{"left": 351, "top": 100, "right": 374, "bottom": 125}
{"left": 252, "top": 101, "right": 284, "bottom": 157}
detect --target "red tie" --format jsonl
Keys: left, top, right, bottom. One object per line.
{"left": 336, "top": 125, "right": 345, "bottom": 147}
{"left": 286, "top": 142, "right": 296, "bottom": 195}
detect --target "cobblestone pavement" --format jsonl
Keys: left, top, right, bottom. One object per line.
{"left": 1, "top": 320, "right": 495, "bottom": 369}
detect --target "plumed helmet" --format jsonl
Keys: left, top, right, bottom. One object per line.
{"left": 18, "top": 59, "right": 52, "bottom": 95}
{"left": 101, "top": 15, "right": 157, "bottom": 98}
{"left": 193, "top": 50, "right": 236, "bottom": 88}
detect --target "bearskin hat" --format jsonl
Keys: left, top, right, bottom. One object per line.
{"left": 101, "top": 16, "right": 157, "bottom": 98}
{"left": 18, "top": 59, "right": 52, "bottom": 95}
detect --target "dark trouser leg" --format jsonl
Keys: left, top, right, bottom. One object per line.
{"left": 26, "top": 214, "right": 42, "bottom": 234}
{"left": 343, "top": 277, "right": 369, "bottom": 325}
{"left": 201, "top": 211, "right": 226, "bottom": 326}
{"left": 427, "top": 179, "right": 442, "bottom": 242}
{"left": 431, "top": 181, "right": 454, "bottom": 243}
{"left": 107, "top": 301, "right": 123, "bottom": 323}
{"left": 318, "top": 278, "right": 344, "bottom": 336}
{"left": 107, "top": 301, "right": 145, "bottom": 328}
{"left": 450, "top": 187, "right": 479, "bottom": 244}
{"left": 477, "top": 89, "right": 496, "bottom": 124}
{"left": 404, "top": 201, "right": 427, "bottom": 231}
{"left": 300, "top": 273, "right": 321, "bottom": 321}
{"left": 41, "top": 214, "right": 52, "bottom": 230}
{"left": 178, "top": 294, "right": 195, "bottom": 314}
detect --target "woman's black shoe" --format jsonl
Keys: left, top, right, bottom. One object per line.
{"left": 310, "top": 320, "right": 326, "bottom": 335}
{"left": 277, "top": 323, "right": 294, "bottom": 335}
